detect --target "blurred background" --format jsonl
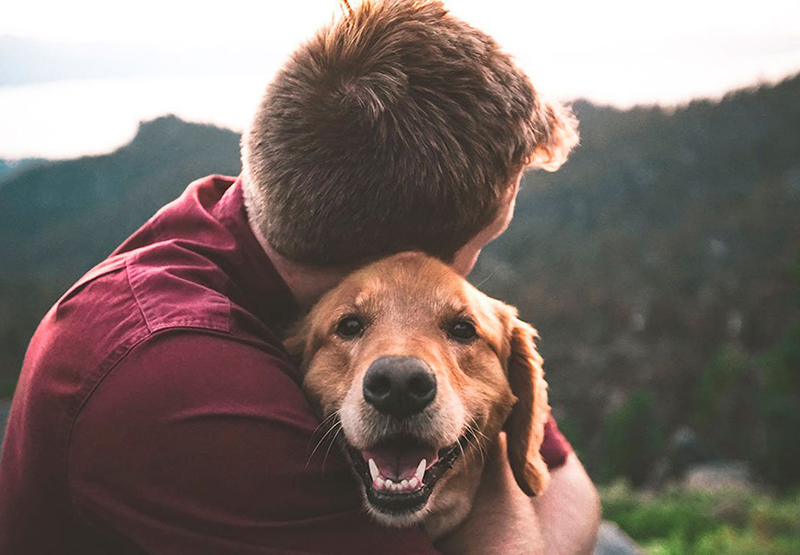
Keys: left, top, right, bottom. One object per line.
{"left": 1, "top": 1, "right": 799, "bottom": 553}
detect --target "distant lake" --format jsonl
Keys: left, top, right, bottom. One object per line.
{"left": 0, "top": 74, "right": 271, "bottom": 160}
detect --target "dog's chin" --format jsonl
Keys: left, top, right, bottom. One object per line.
{"left": 344, "top": 435, "right": 466, "bottom": 527}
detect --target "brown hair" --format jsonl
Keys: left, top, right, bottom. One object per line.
{"left": 242, "top": 0, "right": 578, "bottom": 267}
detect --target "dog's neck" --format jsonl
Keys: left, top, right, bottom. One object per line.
{"left": 423, "top": 460, "right": 485, "bottom": 539}
{"left": 249, "top": 221, "right": 352, "bottom": 309}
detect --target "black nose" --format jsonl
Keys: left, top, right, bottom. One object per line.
{"left": 363, "top": 356, "right": 437, "bottom": 418}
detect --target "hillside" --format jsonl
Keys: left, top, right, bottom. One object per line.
{"left": 1, "top": 75, "right": 799, "bottom": 486}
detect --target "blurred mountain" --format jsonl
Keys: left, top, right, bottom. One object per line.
{"left": 1, "top": 75, "right": 799, "bottom": 486}
{"left": 0, "top": 114, "right": 241, "bottom": 278}
{"left": 0, "top": 158, "right": 43, "bottom": 181}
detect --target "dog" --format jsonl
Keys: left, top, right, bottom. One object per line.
{"left": 285, "top": 251, "right": 551, "bottom": 538}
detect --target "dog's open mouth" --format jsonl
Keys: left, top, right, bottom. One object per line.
{"left": 345, "top": 435, "right": 464, "bottom": 515}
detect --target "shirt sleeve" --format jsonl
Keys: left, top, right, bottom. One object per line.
{"left": 540, "top": 416, "right": 572, "bottom": 470}
{"left": 68, "top": 330, "right": 440, "bottom": 555}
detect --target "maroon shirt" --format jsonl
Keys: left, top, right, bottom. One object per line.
{"left": 0, "top": 175, "right": 570, "bottom": 554}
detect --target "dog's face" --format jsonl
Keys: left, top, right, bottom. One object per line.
{"left": 285, "top": 252, "right": 550, "bottom": 536}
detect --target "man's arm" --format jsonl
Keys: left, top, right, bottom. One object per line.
{"left": 534, "top": 453, "right": 601, "bottom": 555}
{"left": 436, "top": 434, "right": 600, "bottom": 555}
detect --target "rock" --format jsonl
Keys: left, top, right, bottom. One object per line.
{"left": 593, "top": 521, "right": 645, "bottom": 555}
{"left": 684, "top": 460, "right": 756, "bottom": 492}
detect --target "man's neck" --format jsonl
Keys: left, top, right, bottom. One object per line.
{"left": 249, "top": 221, "right": 349, "bottom": 309}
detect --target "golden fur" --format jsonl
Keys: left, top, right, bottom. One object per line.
{"left": 285, "top": 252, "right": 550, "bottom": 537}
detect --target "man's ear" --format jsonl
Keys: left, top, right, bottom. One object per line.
{"left": 526, "top": 100, "right": 579, "bottom": 172}
{"left": 504, "top": 319, "right": 551, "bottom": 496}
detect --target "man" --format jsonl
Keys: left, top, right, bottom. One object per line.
{"left": 0, "top": 1, "right": 599, "bottom": 553}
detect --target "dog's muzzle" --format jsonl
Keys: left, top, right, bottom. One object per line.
{"left": 341, "top": 356, "right": 465, "bottom": 517}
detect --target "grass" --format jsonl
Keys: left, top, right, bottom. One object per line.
{"left": 600, "top": 482, "right": 800, "bottom": 555}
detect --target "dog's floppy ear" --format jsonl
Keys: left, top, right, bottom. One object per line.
{"left": 283, "top": 319, "right": 311, "bottom": 369}
{"left": 504, "top": 319, "right": 551, "bottom": 496}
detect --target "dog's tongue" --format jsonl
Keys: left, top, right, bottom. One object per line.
{"left": 362, "top": 437, "right": 439, "bottom": 480}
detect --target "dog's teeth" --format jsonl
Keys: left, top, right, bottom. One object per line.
{"left": 415, "top": 459, "right": 426, "bottom": 482}
{"left": 368, "top": 458, "right": 380, "bottom": 482}
{"left": 368, "top": 460, "right": 427, "bottom": 492}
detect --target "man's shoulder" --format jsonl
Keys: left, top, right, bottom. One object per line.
{"left": 17, "top": 204, "right": 275, "bottom": 454}
{"left": 123, "top": 238, "right": 232, "bottom": 334}
{"left": 49, "top": 246, "right": 299, "bottom": 425}
{"left": 78, "top": 330, "right": 308, "bottom": 428}
{"left": 32, "top": 173, "right": 266, "bottom": 374}
{"left": 27, "top": 254, "right": 149, "bottom": 381}
{"left": 28, "top": 242, "right": 236, "bottom": 380}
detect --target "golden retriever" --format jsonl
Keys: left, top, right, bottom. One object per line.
{"left": 285, "top": 252, "right": 550, "bottom": 538}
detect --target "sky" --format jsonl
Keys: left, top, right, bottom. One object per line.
{"left": 1, "top": 0, "right": 799, "bottom": 159}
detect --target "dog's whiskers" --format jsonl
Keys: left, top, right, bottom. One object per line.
{"left": 471, "top": 424, "right": 491, "bottom": 456}
{"left": 322, "top": 424, "right": 344, "bottom": 474}
{"left": 456, "top": 436, "right": 469, "bottom": 473}
{"left": 463, "top": 421, "right": 488, "bottom": 465}
{"left": 308, "top": 411, "right": 340, "bottom": 442}
{"left": 467, "top": 418, "right": 490, "bottom": 442}
{"left": 473, "top": 264, "right": 500, "bottom": 288}
{"left": 306, "top": 413, "right": 342, "bottom": 469}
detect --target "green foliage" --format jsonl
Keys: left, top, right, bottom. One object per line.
{"left": 693, "top": 526, "right": 800, "bottom": 555}
{"left": 600, "top": 391, "right": 665, "bottom": 486}
{"left": 0, "top": 377, "right": 17, "bottom": 399}
{"left": 551, "top": 413, "right": 585, "bottom": 460}
{"left": 762, "top": 321, "right": 800, "bottom": 392}
{"left": 757, "top": 322, "right": 800, "bottom": 488}
{"left": 693, "top": 347, "right": 748, "bottom": 426}
{"left": 601, "top": 484, "right": 800, "bottom": 555}
{"left": 688, "top": 320, "right": 800, "bottom": 489}
{"left": 788, "top": 249, "right": 800, "bottom": 284}
{"left": 750, "top": 494, "right": 800, "bottom": 538}
{"left": 691, "top": 346, "right": 753, "bottom": 459}
{"left": 603, "top": 484, "right": 719, "bottom": 545}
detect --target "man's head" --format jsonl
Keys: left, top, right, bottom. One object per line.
{"left": 242, "top": 0, "right": 578, "bottom": 270}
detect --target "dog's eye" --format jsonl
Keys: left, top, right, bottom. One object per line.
{"left": 448, "top": 320, "right": 477, "bottom": 342}
{"left": 336, "top": 316, "right": 365, "bottom": 338}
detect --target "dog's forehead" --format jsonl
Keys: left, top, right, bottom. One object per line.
{"left": 347, "top": 254, "right": 469, "bottom": 306}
